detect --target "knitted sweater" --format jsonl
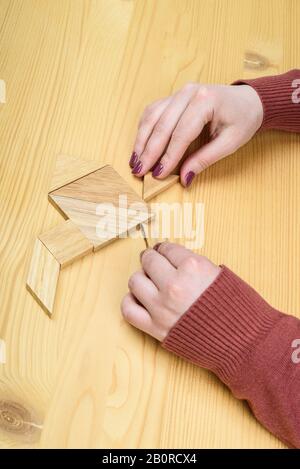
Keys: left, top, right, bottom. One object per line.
{"left": 162, "top": 70, "right": 300, "bottom": 448}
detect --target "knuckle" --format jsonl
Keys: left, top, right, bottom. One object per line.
{"left": 172, "top": 128, "right": 184, "bottom": 140}
{"left": 121, "top": 297, "right": 132, "bottom": 321}
{"left": 181, "top": 255, "right": 202, "bottom": 271}
{"left": 140, "top": 106, "right": 156, "bottom": 126}
{"left": 172, "top": 129, "right": 190, "bottom": 145}
{"left": 128, "top": 273, "right": 138, "bottom": 290}
{"left": 195, "top": 85, "right": 209, "bottom": 99}
{"left": 183, "top": 82, "right": 197, "bottom": 92}
{"left": 165, "top": 278, "right": 184, "bottom": 300}
{"left": 196, "top": 158, "right": 210, "bottom": 172}
{"left": 142, "top": 250, "right": 155, "bottom": 268}
{"left": 161, "top": 152, "right": 173, "bottom": 165}
{"left": 144, "top": 103, "right": 154, "bottom": 115}
{"left": 157, "top": 241, "right": 169, "bottom": 254}
{"left": 153, "top": 120, "right": 168, "bottom": 136}
{"left": 141, "top": 113, "right": 154, "bottom": 127}
{"left": 181, "top": 255, "right": 209, "bottom": 273}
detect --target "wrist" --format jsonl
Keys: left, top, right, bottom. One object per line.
{"left": 232, "top": 70, "right": 300, "bottom": 131}
{"left": 242, "top": 84, "right": 264, "bottom": 130}
{"left": 162, "top": 266, "right": 283, "bottom": 385}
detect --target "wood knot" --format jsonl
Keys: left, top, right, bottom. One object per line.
{"left": 0, "top": 400, "right": 42, "bottom": 442}
{"left": 244, "top": 51, "right": 270, "bottom": 70}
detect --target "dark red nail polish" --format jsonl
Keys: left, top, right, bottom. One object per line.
{"left": 152, "top": 161, "right": 163, "bottom": 177}
{"left": 185, "top": 171, "right": 195, "bottom": 187}
{"left": 129, "top": 152, "right": 138, "bottom": 168}
{"left": 153, "top": 242, "right": 162, "bottom": 252}
{"left": 132, "top": 160, "right": 143, "bottom": 174}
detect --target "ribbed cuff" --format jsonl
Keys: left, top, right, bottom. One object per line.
{"left": 232, "top": 70, "right": 300, "bottom": 132}
{"left": 162, "top": 266, "right": 283, "bottom": 385}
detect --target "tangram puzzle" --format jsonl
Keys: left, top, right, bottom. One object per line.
{"left": 143, "top": 172, "right": 179, "bottom": 201}
{"left": 26, "top": 155, "right": 153, "bottom": 317}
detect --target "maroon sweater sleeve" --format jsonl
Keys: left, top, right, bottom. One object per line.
{"left": 233, "top": 69, "right": 300, "bottom": 132}
{"left": 162, "top": 267, "right": 300, "bottom": 448}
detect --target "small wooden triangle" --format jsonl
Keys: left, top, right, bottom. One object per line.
{"left": 143, "top": 173, "right": 180, "bottom": 201}
{"left": 49, "top": 154, "right": 105, "bottom": 192}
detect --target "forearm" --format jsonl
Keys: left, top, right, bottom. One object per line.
{"left": 162, "top": 266, "right": 300, "bottom": 448}
{"left": 233, "top": 69, "right": 300, "bottom": 133}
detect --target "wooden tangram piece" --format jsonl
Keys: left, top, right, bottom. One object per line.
{"left": 27, "top": 156, "right": 153, "bottom": 317}
{"left": 39, "top": 219, "right": 93, "bottom": 268}
{"left": 49, "top": 154, "right": 104, "bottom": 192}
{"left": 49, "top": 165, "right": 152, "bottom": 249}
{"left": 26, "top": 239, "right": 60, "bottom": 316}
{"left": 143, "top": 173, "right": 180, "bottom": 201}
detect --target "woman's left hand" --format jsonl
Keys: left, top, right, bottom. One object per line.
{"left": 121, "top": 242, "right": 220, "bottom": 341}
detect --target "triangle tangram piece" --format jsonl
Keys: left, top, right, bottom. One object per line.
{"left": 49, "top": 154, "right": 105, "bottom": 192}
{"left": 143, "top": 172, "right": 180, "bottom": 201}
{"left": 28, "top": 158, "right": 153, "bottom": 317}
{"left": 49, "top": 165, "right": 152, "bottom": 250}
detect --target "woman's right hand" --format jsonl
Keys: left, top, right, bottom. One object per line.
{"left": 129, "top": 82, "right": 263, "bottom": 187}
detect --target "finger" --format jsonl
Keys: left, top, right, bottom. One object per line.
{"left": 154, "top": 242, "right": 195, "bottom": 268}
{"left": 136, "top": 85, "right": 198, "bottom": 176}
{"left": 128, "top": 270, "right": 158, "bottom": 312}
{"left": 140, "top": 248, "right": 176, "bottom": 290}
{"left": 153, "top": 88, "right": 213, "bottom": 178}
{"left": 121, "top": 293, "right": 153, "bottom": 335}
{"left": 180, "top": 127, "right": 239, "bottom": 186}
{"left": 132, "top": 97, "right": 171, "bottom": 166}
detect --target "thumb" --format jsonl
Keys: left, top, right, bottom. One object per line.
{"left": 180, "top": 127, "right": 239, "bottom": 186}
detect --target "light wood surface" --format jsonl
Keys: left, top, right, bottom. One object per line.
{"left": 0, "top": 0, "right": 299, "bottom": 449}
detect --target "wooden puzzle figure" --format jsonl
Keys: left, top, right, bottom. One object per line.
{"left": 26, "top": 155, "right": 153, "bottom": 316}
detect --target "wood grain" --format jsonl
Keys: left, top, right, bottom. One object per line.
{"left": 49, "top": 154, "right": 105, "bottom": 192}
{"left": 1, "top": 0, "right": 299, "bottom": 449}
{"left": 50, "top": 165, "right": 148, "bottom": 206}
{"left": 26, "top": 239, "right": 60, "bottom": 316}
{"left": 49, "top": 165, "right": 153, "bottom": 249}
{"left": 39, "top": 220, "right": 93, "bottom": 268}
{"left": 143, "top": 173, "right": 180, "bottom": 201}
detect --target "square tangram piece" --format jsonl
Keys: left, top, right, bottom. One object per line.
{"left": 49, "top": 165, "right": 152, "bottom": 250}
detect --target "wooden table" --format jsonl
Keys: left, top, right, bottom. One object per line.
{"left": 0, "top": 0, "right": 299, "bottom": 449}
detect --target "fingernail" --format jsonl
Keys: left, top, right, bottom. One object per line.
{"left": 132, "top": 160, "right": 143, "bottom": 174}
{"left": 129, "top": 151, "right": 138, "bottom": 168}
{"left": 153, "top": 242, "right": 162, "bottom": 252}
{"left": 185, "top": 171, "right": 195, "bottom": 187}
{"left": 152, "top": 161, "right": 163, "bottom": 177}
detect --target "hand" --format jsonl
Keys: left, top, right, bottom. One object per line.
{"left": 129, "top": 83, "right": 263, "bottom": 186}
{"left": 121, "top": 242, "right": 220, "bottom": 341}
